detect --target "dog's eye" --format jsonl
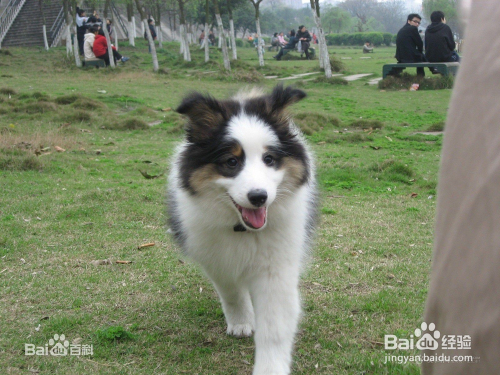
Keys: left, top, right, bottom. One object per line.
{"left": 263, "top": 155, "right": 275, "bottom": 166}
{"left": 226, "top": 158, "right": 238, "bottom": 168}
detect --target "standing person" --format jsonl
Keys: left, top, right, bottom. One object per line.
{"left": 106, "top": 19, "right": 113, "bottom": 38}
{"left": 144, "top": 19, "right": 157, "bottom": 53}
{"left": 296, "top": 25, "right": 312, "bottom": 60}
{"left": 312, "top": 32, "right": 317, "bottom": 44}
{"left": 94, "top": 29, "right": 129, "bottom": 66}
{"left": 199, "top": 30, "right": 205, "bottom": 45}
{"left": 394, "top": 13, "right": 426, "bottom": 76}
{"left": 75, "top": 7, "right": 89, "bottom": 55}
{"left": 425, "top": 11, "right": 460, "bottom": 62}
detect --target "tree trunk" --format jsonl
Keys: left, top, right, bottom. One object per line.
{"left": 102, "top": 22, "right": 116, "bottom": 68}
{"left": 127, "top": 3, "right": 135, "bottom": 46}
{"left": 204, "top": 23, "right": 209, "bottom": 62}
{"left": 156, "top": 3, "right": 162, "bottom": 48}
{"left": 132, "top": 16, "right": 137, "bottom": 38}
{"left": 215, "top": 14, "right": 230, "bottom": 70}
{"left": 229, "top": 19, "right": 237, "bottom": 59}
{"left": 135, "top": 0, "right": 159, "bottom": 71}
{"left": 255, "top": 18, "right": 264, "bottom": 66}
{"left": 72, "top": 31, "right": 82, "bottom": 67}
{"left": 39, "top": 0, "right": 48, "bottom": 50}
{"left": 310, "top": 0, "right": 331, "bottom": 78}
{"left": 62, "top": 0, "right": 72, "bottom": 55}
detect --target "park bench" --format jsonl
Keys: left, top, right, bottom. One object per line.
{"left": 83, "top": 58, "right": 106, "bottom": 68}
{"left": 382, "top": 62, "right": 459, "bottom": 78}
{"left": 280, "top": 45, "right": 316, "bottom": 59}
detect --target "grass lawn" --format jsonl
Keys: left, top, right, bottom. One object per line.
{"left": 0, "top": 41, "right": 451, "bottom": 374}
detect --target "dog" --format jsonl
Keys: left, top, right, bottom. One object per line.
{"left": 167, "top": 85, "right": 318, "bottom": 375}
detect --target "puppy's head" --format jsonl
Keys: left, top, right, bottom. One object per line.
{"left": 176, "top": 85, "right": 309, "bottom": 231}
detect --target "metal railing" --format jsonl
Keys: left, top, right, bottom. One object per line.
{"left": 0, "top": 0, "right": 27, "bottom": 47}
{"left": 110, "top": 1, "right": 128, "bottom": 38}
{"left": 49, "top": 6, "right": 66, "bottom": 47}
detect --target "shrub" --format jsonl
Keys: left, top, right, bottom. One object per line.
{"left": 326, "top": 32, "right": 394, "bottom": 46}
{"left": 0, "top": 87, "right": 17, "bottom": 96}
{"left": 55, "top": 94, "right": 81, "bottom": 105}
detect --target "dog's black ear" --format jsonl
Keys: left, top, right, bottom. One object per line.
{"left": 268, "top": 84, "right": 306, "bottom": 113}
{"left": 176, "top": 92, "right": 230, "bottom": 143}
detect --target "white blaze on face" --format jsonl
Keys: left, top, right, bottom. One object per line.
{"left": 216, "top": 114, "right": 285, "bottom": 229}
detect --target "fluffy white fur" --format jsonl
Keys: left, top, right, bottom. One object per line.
{"left": 168, "top": 98, "right": 316, "bottom": 375}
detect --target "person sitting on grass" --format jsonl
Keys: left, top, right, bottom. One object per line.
{"left": 83, "top": 25, "right": 99, "bottom": 61}
{"left": 273, "top": 29, "right": 298, "bottom": 61}
{"left": 208, "top": 30, "right": 216, "bottom": 46}
{"left": 93, "top": 28, "right": 129, "bottom": 66}
{"left": 363, "top": 41, "right": 374, "bottom": 53}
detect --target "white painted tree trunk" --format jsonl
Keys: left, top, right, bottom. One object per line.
{"left": 216, "top": 14, "right": 230, "bottom": 71}
{"left": 229, "top": 19, "right": 237, "bottom": 60}
{"left": 204, "top": 22, "right": 209, "bottom": 62}
{"left": 102, "top": 24, "right": 116, "bottom": 68}
{"left": 114, "top": 26, "right": 118, "bottom": 50}
{"left": 72, "top": 32, "right": 82, "bottom": 67}
{"left": 312, "top": 11, "right": 331, "bottom": 78}
{"left": 143, "top": 19, "right": 159, "bottom": 71}
{"left": 179, "top": 25, "right": 184, "bottom": 54}
{"left": 255, "top": 18, "right": 264, "bottom": 67}
{"left": 65, "top": 24, "right": 72, "bottom": 56}
{"left": 128, "top": 20, "right": 135, "bottom": 46}
{"left": 42, "top": 25, "right": 49, "bottom": 50}
{"left": 157, "top": 25, "right": 162, "bottom": 48}
{"left": 132, "top": 16, "right": 137, "bottom": 38}
{"left": 141, "top": 22, "right": 144, "bottom": 39}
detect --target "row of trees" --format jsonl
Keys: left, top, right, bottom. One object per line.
{"left": 54, "top": 0, "right": 334, "bottom": 77}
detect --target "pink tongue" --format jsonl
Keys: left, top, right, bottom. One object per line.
{"left": 241, "top": 207, "right": 267, "bottom": 229}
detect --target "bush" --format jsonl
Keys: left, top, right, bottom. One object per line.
{"left": 326, "top": 32, "right": 393, "bottom": 46}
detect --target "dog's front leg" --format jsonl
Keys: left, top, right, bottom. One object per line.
{"left": 250, "top": 270, "right": 301, "bottom": 375}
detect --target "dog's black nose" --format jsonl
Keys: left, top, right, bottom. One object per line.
{"left": 248, "top": 189, "right": 268, "bottom": 207}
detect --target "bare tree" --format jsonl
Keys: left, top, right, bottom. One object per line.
{"left": 126, "top": 2, "right": 135, "bottom": 46}
{"left": 62, "top": 0, "right": 73, "bottom": 56}
{"left": 177, "top": 0, "right": 191, "bottom": 61}
{"left": 249, "top": 0, "right": 264, "bottom": 66}
{"left": 102, "top": 0, "right": 116, "bottom": 68}
{"left": 204, "top": 0, "right": 210, "bottom": 62}
{"left": 214, "top": 0, "right": 231, "bottom": 70}
{"left": 135, "top": 0, "right": 159, "bottom": 70}
{"left": 310, "top": 0, "right": 332, "bottom": 78}
{"left": 38, "top": 0, "right": 49, "bottom": 50}
{"left": 226, "top": 0, "right": 237, "bottom": 60}
{"left": 373, "top": 0, "right": 406, "bottom": 34}
{"left": 339, "top": 0, "right": 377, "bottom": 32}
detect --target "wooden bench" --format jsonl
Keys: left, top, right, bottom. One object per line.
{"left": 383, "top": 62, "right": 459, "bottom": 78}
{"left": 83, "top": 58, "right": 106, "bottom": 68}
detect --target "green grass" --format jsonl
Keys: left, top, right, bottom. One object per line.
{"left": 0, "top": 41, "right": 451, "bottom": 374}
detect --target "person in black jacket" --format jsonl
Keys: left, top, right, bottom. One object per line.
{"left": 425, "top": 11, "right": 460, "bottom": 62}
{"left": 273, "top": 29, "right": 298, "bottom": 61}
{"left": 296, "top": 25, "right": 312, "bottom": 60}
{"left": 394, "top": 13, "right": 426, "bottom": 76}
{"left": 144, "top": 19, "right": 157, "bottom": 53}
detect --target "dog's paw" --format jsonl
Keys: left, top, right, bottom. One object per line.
{"left": 227, "top": 323, "right": 254, "bottom": 338}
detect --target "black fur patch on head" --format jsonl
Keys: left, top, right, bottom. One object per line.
{"left": 244, "top": 85, "right": 310, "bottom": 185}
{"left": 176, "top": 92, "right": 240, "bottom": 144}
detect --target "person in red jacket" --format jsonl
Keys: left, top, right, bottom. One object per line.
{"left": 93, "top": 28, "right": 129, "bottom": 66}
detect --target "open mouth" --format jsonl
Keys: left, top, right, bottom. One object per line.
{"left": 231, "top": 198, "right": 267, "bottom": 230}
